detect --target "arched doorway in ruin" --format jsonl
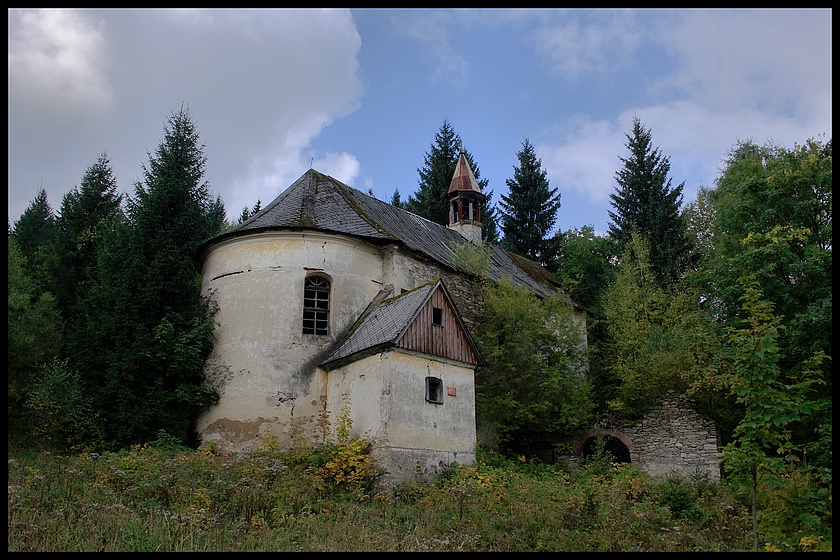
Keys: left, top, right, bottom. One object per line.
{"left": 571, "top": 427, "right": 633, "bottom": 464}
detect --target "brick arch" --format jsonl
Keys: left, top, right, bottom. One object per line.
{"left": 569, "top": 427, "right": 634, "bottom": 457}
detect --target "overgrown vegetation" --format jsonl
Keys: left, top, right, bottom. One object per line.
{"left": 7, "top": 109, "right": 831, "bottom": 551}
{"left": 8, "top": 433, "right": 831, "bottom": 552}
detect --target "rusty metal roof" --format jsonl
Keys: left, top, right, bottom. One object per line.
{"left": 201, "top": 168, "right": 564, "bottom": 299}
{"left": 447, "top": 147, "right": 484, "bottom": 196}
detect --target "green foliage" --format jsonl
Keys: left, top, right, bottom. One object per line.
{"left": 8, "top": 236, "right": 64, "bottom": 443}
{"left": 608, "top": 117, "right": 693, "bottom": 287}
{"left": 452, "top": 241, "right": 492, "bottom": 279}
{"left": 9, "top": 444, "right": 777, "bottom": 552}
{"left": 237, "top": 198, "right": 262, "bottom": 224}
{"left": 684, "top": 134, "right": 832, "bottom": 459}
{"left": 25, "top": 359, "right": 104, "bottom": 452}
{"left": 601, "top": 232, "right": 719, "bottom": 421}
{"left": 11, "top": 187, "right": 59, "bottom": 296}
{"left": 475, "top": 278, "right": 592, "bottom": 455}
{"left": 54, "top": 154, "right": 124, "bottom": 295}
{"left": 551, "top": 226, "right": 612, "bottom": 312}
{"left": 550, "top": 226, "right": 615, "bottom": 415}
{"left": 498, "top": 138, "right": 561, "bottom": 269}
{"left": 59, "top": 107, "right": 224, "bottom": 450}
{"left": 389, "top": 188, "right": 406, "bottom": 209}
{"left": 720, "top": 277, "right": 827, "bottom": 551}
{"left": 693, "top": 137, "right": 831, "bottom": 370}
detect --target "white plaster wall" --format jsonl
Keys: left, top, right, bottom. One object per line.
{"left": 196, "top": 231, "right": 388, "bottom": 450}
{"left": 386, "top": 351, "right": 476, "bottom": 453}
{"left": 324, "top": 353, "right": 390, "bottom": 445}
{"left": 327, "top": 350, "right": 477, "bottom": 483}
{"left": 327, "top": 351, "right": 476, "bottom": 454}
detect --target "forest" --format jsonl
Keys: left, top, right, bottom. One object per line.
{"left": 8, "top": 109, "right": 831, "bottom": 552}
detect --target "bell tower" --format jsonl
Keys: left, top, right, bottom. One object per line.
{"left": 447, "top": 144, "right": 485, "bottom": 245}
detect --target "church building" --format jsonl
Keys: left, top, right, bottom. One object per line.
{"left": 195, "top": 148, "right": 586, "bottom": 483}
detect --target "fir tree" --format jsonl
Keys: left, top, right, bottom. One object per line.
{"left": 498, "top": 138, "right": 561, "bottom": 267}
{"left": 11, "top": 187, "right": 58, "bottom": 295}
{"left": 608, "top": 117, "right": 692, "bottom": 287}
{"left": 54, "top": 153, "right": 124, "bottom": 322}
{"left": 83, "top": 107, "right": 222, "bottom": 448}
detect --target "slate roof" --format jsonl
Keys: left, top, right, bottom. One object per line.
{"left": 202, "top": 169, "right": 565, "bottom": 300}
{"left": 320, "top": 279, "right": 485, "bottom": 370}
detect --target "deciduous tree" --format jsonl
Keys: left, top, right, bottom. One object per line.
{"left": 688, "top": 136, "right": 832, "bottom": 451}
{"left": 474, "top": 278, "right": 592, "bottom": 456}
{"left": 721, "top": 277, "right": 826, "bottom": 551}
{"left": 601, "top": 232, "right": 719, "bottom": 421}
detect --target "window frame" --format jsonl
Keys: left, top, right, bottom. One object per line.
{"left": 425, "top": 376, "right": 444, "bottom": 404}
{"left": 302, "top": 275, "right": 331, "bottom": 335}
{"left": 432, "top": 306, "right": 443, "bottom": 327}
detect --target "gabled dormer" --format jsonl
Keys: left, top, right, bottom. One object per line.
{"left": 320, "top": 279, "right": 485, "bottom": 371}
{"left": 447, "top": 145, "right": 486, "bottom": 245}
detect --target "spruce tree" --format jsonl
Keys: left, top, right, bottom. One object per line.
{"left": 498, "top": 138, "right": 561, "bottom": 267}
{"left": 84, "top": 107, "right": 222, "bottom": 448}
{"left": 8, "top": 236, "right": 63, "bottom": 440}
{"left": 389, "top": 189, "right": 406, "bottom": 210}
{"left": 11, "top": 187, "right": 58, "bottom": 296}
{"left": 407, "top": 119, "right": 460, "bottom": 225}
{"left": 54, "top": 153, "right": 124, "bottom": 323}
{"left": 238, "top": 199, "right": 262, "bottom": 224}
{"left": 608, "top": 117, "right": 692, "bottom": 287}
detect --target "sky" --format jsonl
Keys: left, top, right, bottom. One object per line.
{"left": 8, "top": 8, "right": 832, "bottom": 235}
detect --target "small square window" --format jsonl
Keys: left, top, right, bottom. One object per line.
{"left": 432, "top": 306, "right": 443, "bottom": 327}
{"left": 426, "top": 376, "right": 443, "bottom": 404}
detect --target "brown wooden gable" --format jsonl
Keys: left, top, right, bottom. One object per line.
{"left": 396, "top": 283, "right": 484, "bottom": 367}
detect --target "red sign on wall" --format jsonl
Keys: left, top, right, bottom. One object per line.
{"left": 447, "top": 386, "right": 457, "bottom": 397}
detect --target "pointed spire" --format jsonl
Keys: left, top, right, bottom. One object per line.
{"left": 448, "top": 145, "right": 482, "bottom": 196}
{"left": 446, "top": 143, "right": 485, "bottom": 245}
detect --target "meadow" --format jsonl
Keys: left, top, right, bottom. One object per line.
{"left": 7, "top": 433, "right": 827, "bottom": 552}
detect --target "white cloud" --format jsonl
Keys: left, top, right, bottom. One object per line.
{"left": 8, "top": 8, "right": 365, "bottom": 222}
{"left": 538, "top": 114, "right": 624, "bottom": 203}
{"left": 535, "top": 9, "right": 831, "bottom": 212}
{"left": 8, "top": 8, "right": 113, "bottom": 119}
{"left": 653, "top": 9, "right": 832, "bottom": 123}
{"left": 532, "top": 9, "right": 643, "bottom": 80}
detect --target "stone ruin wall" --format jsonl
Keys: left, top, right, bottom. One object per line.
{"left": 621, "top": 392, "right": 721, "bottom": 482}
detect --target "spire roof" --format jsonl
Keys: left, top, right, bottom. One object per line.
{"left": 447, "top": 146, "right": 483, "bottom": 196}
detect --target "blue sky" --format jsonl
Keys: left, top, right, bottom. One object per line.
{"left": 8, "top": 8, "right": 832, "bottom": 235}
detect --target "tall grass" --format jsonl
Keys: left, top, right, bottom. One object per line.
{"left": 7, "top": 435, "right": 830, "bottom": 552}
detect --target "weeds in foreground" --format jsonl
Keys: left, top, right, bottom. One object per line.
{"left": 7, "top": 436, "right": 831, "bottom": 552}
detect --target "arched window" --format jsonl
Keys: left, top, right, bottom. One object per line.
{"left": 302, "top": 276, "right": 330, "bottom": 335}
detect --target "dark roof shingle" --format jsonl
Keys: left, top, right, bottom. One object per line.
{"left": 204, "top": 169, "right": 565, "bottom": 300}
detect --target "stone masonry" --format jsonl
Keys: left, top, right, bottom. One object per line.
{"left": 565, "top": 391, "right": 721, "bottom": 482}
{"left": 621, "top": 391, "right": 721, "bottom": 481}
